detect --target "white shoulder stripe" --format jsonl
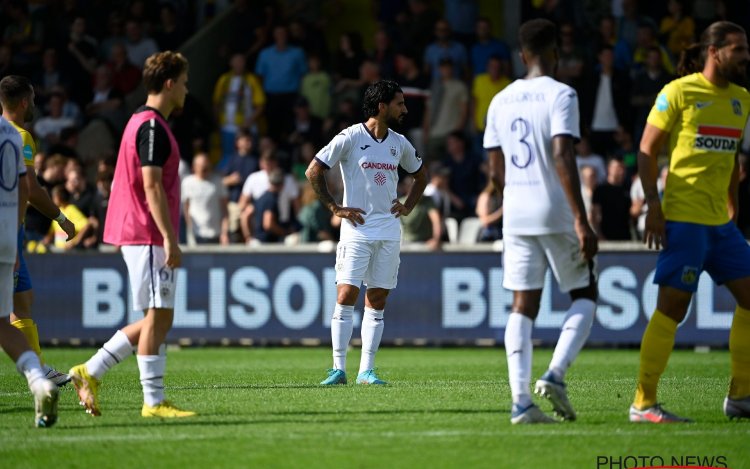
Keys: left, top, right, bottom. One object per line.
{"left": 148, "top": 118, "right": 155, "bottom": 161}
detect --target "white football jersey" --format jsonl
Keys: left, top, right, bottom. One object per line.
{"left": 0, "top": 116, "right": 25, "bottom": 263}
{"left": 484, "top": 76, "right": 580, "bottom": 235}
{"left": 316, "top": 123, "right": 422, "bottom": 241}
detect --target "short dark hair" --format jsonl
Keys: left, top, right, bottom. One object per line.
{"left": 0, "top": 75, "right": 32, "bottom": 110}
{"left": 362, "top": 80, "right": 402, "bottom": 119}
{"left": 518, "top": 19, "right": 557, "bottom": 56}
{"left": 142, "top": 51, "right": 188, "bottom": 94}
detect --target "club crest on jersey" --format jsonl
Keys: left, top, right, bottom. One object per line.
{"left": 694, "top": 125, "right": 740, "bottom": 152}
{"left": 681, "top": 266, "right": 698, "bottom": 286}
{"left": 732, "top": 98, "right": 742, "bottom": 116}
{"left": 374, "top": 172, "right": 387, "bottom": 186}
{"left": 390, "top": 146, "right": 397, "bottom": 156}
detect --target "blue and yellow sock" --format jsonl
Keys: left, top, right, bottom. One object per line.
{"left": 633, "top": 310, "right": 677, "bottom": 409}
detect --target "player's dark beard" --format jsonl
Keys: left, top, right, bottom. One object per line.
{"left": 386, "top": 113, "right": 405, "bottom": 130}
{"left": 723, "top": 60, "right": 748, "bottom": 85}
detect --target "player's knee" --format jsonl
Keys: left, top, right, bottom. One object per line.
{"left": 336, "top": 286, "right": 359, "bottom": 305}
{"left": 365, "top": 289, "right": 389, "bottom": 310}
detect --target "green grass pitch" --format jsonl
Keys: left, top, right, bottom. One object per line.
{"left": 1, "top": 348, "right": 748, "bottom": 469}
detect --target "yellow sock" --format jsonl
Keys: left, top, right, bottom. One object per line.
{"left": 11, "top": 318, "right": 44, "bottom": 365}
{"left": 729, "top": 306, "right": 750, "bottom": 399}
{"left": 633, "top": 310, "right": 677, "bottom": 409}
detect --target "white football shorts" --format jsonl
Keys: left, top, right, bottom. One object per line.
{"left": 0, "top": 263, "right": 12, "bottom": 318}
{"left": 121, "top": 245, "right": 177, "bottom": 311}
{"left": 335, "top": 240, "right": 401, "bottom": 290}
{"left": 502, "top": 232, "right": 597, "bottom": 293}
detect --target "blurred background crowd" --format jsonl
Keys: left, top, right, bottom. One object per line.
{"left": 4, "top": 0, "right": 750, "bottom": 252}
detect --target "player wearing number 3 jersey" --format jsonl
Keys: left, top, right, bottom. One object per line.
{"left": 484, "top": 19, "right": 599, "bottom": 424}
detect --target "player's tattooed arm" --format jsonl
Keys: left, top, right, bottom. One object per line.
{"left": 305, "top": 160, "right": 338, "bottom": 212}
{"left": 306, "top": 159, "right": 365, "bottom": 226}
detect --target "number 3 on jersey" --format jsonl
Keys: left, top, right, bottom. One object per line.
{"left": 510, "top": 118, "right": 534, "bottom": 169}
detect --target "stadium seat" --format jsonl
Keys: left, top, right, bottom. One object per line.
{"left": 444, "top": 217, "right": 458, "bottom": 244}
{"left": 458, "top": 217, "right": 482, "bottom": 245}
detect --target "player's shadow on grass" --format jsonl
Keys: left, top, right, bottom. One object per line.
{"left": 265, "top": 408, "right": 499, "bottom": 416}
{"left": 0, "top": 406, "right": 30, "bottom": 415}
{"left": 171, "top": 384, "right": 324, "bottom": 390}
{"left": 58, "top": 417, "right": 365, "bottom": 430}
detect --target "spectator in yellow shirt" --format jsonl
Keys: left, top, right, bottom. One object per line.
{"left": 212, "top": 53, "right": 266, "bottom": 163}
{"left": 472, "top": 55, "right": 510, "bottom": 157}
{"left": 45, "top": 185, "right": 90, "bottom": 250}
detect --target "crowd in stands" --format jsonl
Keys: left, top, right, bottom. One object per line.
{"left": 5, "top": 0, "right": 750, "bottom": 252}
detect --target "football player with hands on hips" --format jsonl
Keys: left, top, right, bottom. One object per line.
{"left": 306, "top": 80, "right": 426, "bottom": 386}
{"left": 484, "top": 19, "right": 598, "bottom": 424}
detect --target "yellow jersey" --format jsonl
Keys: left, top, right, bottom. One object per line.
{"left": 9, "top": 120, "right": 36, "bottom": 168}
{"left": 647, "top": 72, "right": 750, "bottom": 225}
{"left": 49, "top": 203, "right": 87, "bottom": 248}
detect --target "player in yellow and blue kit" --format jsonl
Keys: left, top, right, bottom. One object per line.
{"left": 0, "top": 75, "right": 76, "bottom": 386}
{"left": 630, "top": 21, "right": 750, "bottom": 423}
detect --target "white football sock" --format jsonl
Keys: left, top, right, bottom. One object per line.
{"left": 86, "top": 330, "right": 134, "bottom": 380}
{"left": 16, "top": 350, "right": 46, "bottom": 388}
{"left": 359, "top": 307, "right": 384, "bottom": 374}
{"left": 505, "top": 312, "right": 534, "bottom": 408}
{"left": 331, "top": 304, "right": 354, "bottom": 371}
{"left": 548, "top": 298, "right": 596, "bottom": 381}
{"left": 137, "top": 354, "right": 166, "bottom": 406}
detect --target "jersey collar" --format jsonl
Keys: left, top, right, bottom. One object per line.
{"left": 361, "top": 123, "right": 389, "bottom": 143}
